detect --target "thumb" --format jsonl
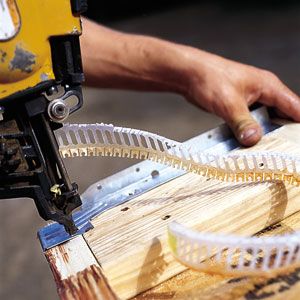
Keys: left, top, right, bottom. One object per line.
{"left": 222, "top": 102, "right": 262, "bottom": 147}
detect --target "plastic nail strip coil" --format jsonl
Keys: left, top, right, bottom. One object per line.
{"left": 57, "top": 123, "right": 300, "bottom": 276}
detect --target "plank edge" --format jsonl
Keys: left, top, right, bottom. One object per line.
{"left": 45, "top": 236, "right": 117, "bottom": 300}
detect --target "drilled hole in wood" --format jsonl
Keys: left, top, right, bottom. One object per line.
{"left": 162, "top": 215, "right": 171, "bottom": 220}
{"left": 121, "top": 207, "right": 130, "bottom": 212}
{"left": 208, "top": 134, "right": 212, "bottom": 139}
{"left": 136, "top": 167, "right": 140, "bottom": 172}
{"left": 259, "top": 163, "right": 264, "bottom": 167}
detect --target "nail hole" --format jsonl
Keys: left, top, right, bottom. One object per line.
{"left": 208, "top": 134, "right": 212, "bottom": 139}
{"left": 136, "top": 167, "right": 140, "bottom": 172}
{"left": 259, "top": 163, "right": 264, "bottom": 167}
{"left": 162, "top": 215, "right": 171, "bottom": 220}
{"left": 97, "top": 184, "right": 102, "bottom": 190}
{"left": 121, "top": 207, "right": 130, "bottom": 211}
{"left": 151, "top": 170, "right": 159, "bottom": 178}
{"left": 129, "top": 192, "right": 133, "bottom": 196}
{"left": 206, "top": 178, "right": 211, "bottom": 181}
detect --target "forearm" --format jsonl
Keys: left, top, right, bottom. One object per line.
{"left": 80, "top": 18, "right": 196, "bottom": 95}
{"left": 80, "top": 18, "right": 300, "bottom": 148}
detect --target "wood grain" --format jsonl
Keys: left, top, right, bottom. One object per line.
{"left": 45, "top": 124, "right": 300, "bottom": 300}
{"left": 45, "top": 236, "right": 117, "bottom": 300}
{"left": 134, "top": 212, "right": 300, "bottom": 300}
{"left": 83, "top": 125, "right": 300, "bottom": 299}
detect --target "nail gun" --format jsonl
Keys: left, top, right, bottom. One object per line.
{"left": 0, "top": 0, "right": 87, "bottom": 234}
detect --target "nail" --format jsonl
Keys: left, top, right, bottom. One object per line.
{"left": 240, "top": 128, "right": 257, "bottom": 141}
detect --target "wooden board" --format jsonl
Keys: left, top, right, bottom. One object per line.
{"left": 45, "top": 236, "right": 117, "bottom": 300}
{"left": 45, "top": 211, "right": 300, "bottom": 300}
{"left": 45, "top": 123, "right": 300, "bottom": 299}
{"left": 133, "top": 211, "right": 300, "bottom": 300}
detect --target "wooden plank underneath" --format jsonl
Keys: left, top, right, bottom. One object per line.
{"left": 134, "top": 211, "right": 300, "bottom": 300}
{"left": 84, "top": 125, "right": 300, "bottom": 299}
{"left": 44, "top": 124, "right": 300, "bottom": 299}
{"left": 45, "top": 236, "right": 117, "bottom": 300}
{"left": 45, "top": 212, "right": 300, "bottom": 300}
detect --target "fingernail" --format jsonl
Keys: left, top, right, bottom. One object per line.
{"left": 240, "top": 128, "right": 257, "bottom": 141}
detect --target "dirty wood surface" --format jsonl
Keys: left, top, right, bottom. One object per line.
{"left": 45, "top": 124, "right": 300, "bottom": 300}
{"left": 45, "top": 236, "right": 117, "bottom": 300}
{"left": 133, "top": 210, "right": 300, "bottom": 300}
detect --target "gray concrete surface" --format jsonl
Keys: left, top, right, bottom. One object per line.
{"left": 1, "top": 3, "right": 300, "bottom": 299}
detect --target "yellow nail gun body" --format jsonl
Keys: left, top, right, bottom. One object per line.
{"left": 0, "top": 0, "right": 87, "bottom": 233}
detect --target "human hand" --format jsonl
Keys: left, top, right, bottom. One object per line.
{"left": 80, "top": 19, "right": 300, "bottom": 147}
{"left": 183, "top": 49, "right": 300, "bottom": 146}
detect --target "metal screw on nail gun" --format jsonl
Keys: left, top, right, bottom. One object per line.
{"left": 47, "top": 86, "right": 59, "bottom": 96}
{"left": 48, "top": 99, "right": 70, "bottom": 122}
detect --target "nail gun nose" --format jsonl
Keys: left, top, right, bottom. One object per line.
{"left": 64, "top": 220, "right": 78, "bottom": 236}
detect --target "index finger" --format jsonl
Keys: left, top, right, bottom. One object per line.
{"left": 259, "top": 74, "right": 300, "bottom": 122}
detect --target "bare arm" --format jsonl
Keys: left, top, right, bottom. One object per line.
{"left": 80, "top": 18, "right": 300, "bottom": 146}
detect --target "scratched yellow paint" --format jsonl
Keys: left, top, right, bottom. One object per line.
{"left": 0, "top": 0, "right": 81, "bottom": 99}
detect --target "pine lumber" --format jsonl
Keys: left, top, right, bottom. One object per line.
{"left": 134, "top": 210, "right": 300, "bottom": 300}
{"left": 45, "top": 210, "right": 300, "bottom": 300}
{"left": 45, "top": 236, "right": 117, "bottom": 300}
{"left": 45, "top": 123, "right": 300, "bottom": 299}
{"left": 83, "top": 124, "right": 300, "bottom": 299}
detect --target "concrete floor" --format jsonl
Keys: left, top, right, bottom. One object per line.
{"left": 1, "top": 3, "right": 300, "bottom": 299}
